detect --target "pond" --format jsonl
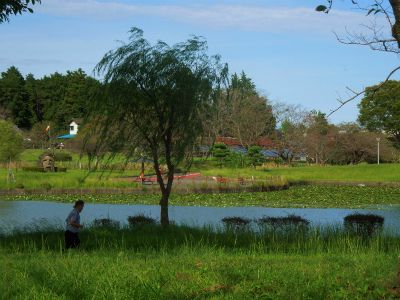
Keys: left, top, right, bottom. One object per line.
{"left": 1, "top": 200, "right": 400, "bottom": 234}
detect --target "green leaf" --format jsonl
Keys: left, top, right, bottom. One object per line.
{"left": 366, "top": 8, "right": 375, "bottom": 16}
{"left": 315, "top": 5, "right": 327, "bottom": 12}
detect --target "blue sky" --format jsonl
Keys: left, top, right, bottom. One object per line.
{"left": 1, "top": 0, "right": 399, "bottom": 124}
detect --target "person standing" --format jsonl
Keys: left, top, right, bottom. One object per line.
{"left": 65, "top": 200, "right": 84, "bottom": 249}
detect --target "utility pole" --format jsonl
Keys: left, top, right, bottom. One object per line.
{"left": 376, "top": 138, "right": 380, "bottom": 165}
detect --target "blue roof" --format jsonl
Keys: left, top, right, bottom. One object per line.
{"left": 57, "top": 134, "right": 76, "bottom": 139}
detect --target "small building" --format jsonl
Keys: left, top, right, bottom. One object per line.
{"left": 69, "top": 118, "right": 83, "bottom": 135}
{"left": 57, "top": 118, "right": 83, "bottom": 139}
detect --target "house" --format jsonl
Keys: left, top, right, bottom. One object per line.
{"left": 57, "top": 118, "right": 83, "bottom": 139}
{"left": 69, "top": 118, "right": 83, "bottom": 135}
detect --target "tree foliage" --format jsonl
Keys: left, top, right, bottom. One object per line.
{"left": 330, "top": 122, "right": 391, "bottom": 164}
{"left": 271, "top": 102, "right": 308, "bottom": 164}
{"left": 305, "top": 110, "right": 334, "bottom": 165}
{"left": 0, "top": 120, "right": 24, "bottom": 182}
{"left": 203, "top": 71, "right": 275, "bottom": 149}
{"left": 357, "top": 80, "right": 400, "bottom": 149}
{"left": 91, "top": 27, "right": 227, "bottom": 225}
{"left": 0, "top": 66, "right": 100, "bottom": 134}
{"left": 212, "top": 143, "right": 231, "bottom": 169}
{"left": 0, "top": 0, "right": 41, "bottom": 23}
{"left": 0, "top": 66, "right": 35, "bottom": 129}
{"left": 246, "top": 145, "right": 264, "bottom": 170}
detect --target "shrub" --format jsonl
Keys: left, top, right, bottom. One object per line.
{"left": 56, "top": 167, "right": 67, "bottom": 172}
{"left": 221, "top": 216, "right": 251, "bottom": 231}
{"left": 40, "top": 181, "right": 52, "bottom": 191}
{"left": 22, "top": 166, "right": 44, "bottom": 172}
{"left": 127, "top": 214, "right": 157, "bottom": 227}
{"left": 92, "top": 218, "right": 120, "bottom": 229}
{"left": 15, "top": 182, "right": 24, "bottom": 189}
{"left": 54, "top": 152, "right": 72, "bottom": 162}
{"left": 257, "top": 214, "right": 310, "bottom": 231}
{"left": 343, "top": 212, "right": 384, "bottom": 237}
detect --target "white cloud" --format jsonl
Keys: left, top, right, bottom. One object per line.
{"left": 34, "top": 0, "right": 380, "bottom": 36}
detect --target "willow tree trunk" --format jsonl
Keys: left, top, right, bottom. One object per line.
{"left": 7, "top": 156, "right": 14, "bottom": 183}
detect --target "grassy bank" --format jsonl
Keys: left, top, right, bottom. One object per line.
{"left": 1, "top": 163, "right": 400, "bottom": 189}
{"left": 197, "top": 163, "right": 400, "bottom": 183}
{"left": 1, "top": 223, "right": 399, "bottom": 299}
{"left": 4, "top": 185, "right": 400, "bottom": 208}
{"left": 1, "top": 149, "right": 400, "bottom": 190}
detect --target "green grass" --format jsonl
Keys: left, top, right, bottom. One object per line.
{"left": 2, "top": 163, "right": 399, "bottom": 190}
{"left": 0, "top": 169, "right": 142, "bottom": 189}
{"left": 2, "top": 149, "right": 400, "bottom": 189}
{"left": 6, "top": 185, "right": 400, "bottom": 209}
{"left": 197, "top": 163, "right": 400, "bottom": 183}
{"left": 1, "top": 223, "right": 399, "bottom": 299}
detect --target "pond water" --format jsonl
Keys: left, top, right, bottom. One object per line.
{"left": 1, "top": 200, "right": 400, "bottom": 234}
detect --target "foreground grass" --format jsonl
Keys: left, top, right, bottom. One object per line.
{"left": 5, "top": 185, "right": 400, "bottom": 208}
{"left": 1, "top": 223, "right": 399, "bottom": 299}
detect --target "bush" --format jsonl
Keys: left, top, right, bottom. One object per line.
{"left": 221, "top": 216, "right": 251, "bottom": 231}
{"left": 54, "top": 152, "right": 72, "bottom": 162}
{"left": 40, "top": 181, "right": 52, "bottom": 191}
{"left": 127, "top": 214, "right": 157, "bottom": 227}
{"left": 15, "top": 182, "right": 24, "bottom": 189}
{"left": 22, "top": 166, "right": 44, "bottom": 172}
{"left": 343, "top": 212, "right": 384, "bottom": 237}
{"left": 257, "top": 214, "right": 310, "bottom": 230}
{"left": 56, "top": 167, "right": 67, "bottom": 172}
{"left": 92, "top": 218, "right": 120, "bottom": 229}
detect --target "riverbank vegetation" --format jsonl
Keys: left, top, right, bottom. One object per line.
{"left": 1, "top": 222, "right": 399, "bottom": 299}
{"left": 4, "top": 185, "right": 400, "bottom": 209}
{"left": 1, "top": 149, "right": 400, "bottom": 190}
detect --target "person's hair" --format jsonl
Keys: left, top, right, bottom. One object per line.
{"left": 73, "top": 200, "right": 85, "bottom": 207}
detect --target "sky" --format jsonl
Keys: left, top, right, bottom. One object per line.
{"left": 1, "top": 0, "right": 400, "bottom": 125}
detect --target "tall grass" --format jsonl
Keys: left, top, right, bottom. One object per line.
{"left": 1, "top": 223, "right": 400, "bottom": 299}
{"left": 0, "top": 169, "right": 140, "bottom": 189}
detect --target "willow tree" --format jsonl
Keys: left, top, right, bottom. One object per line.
{"left": 91, "top": 27, "right": 227, "bottom": 226}
{"left": 0, "top": 120, "right": 24, "bottom": 183}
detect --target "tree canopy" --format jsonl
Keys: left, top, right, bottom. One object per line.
{"left": 0, "top": 66, "right": 99, "bottom": 132}
{"left": 91, "top": 27, "right": 227, "bottom": 225}
{"left": 0, "top": 120, "right": 24, "bottom": 182}
{"left": 0, "top": 0, "right": 41, "bottom": 23}
{"left": 357, "top": 80, "right": 400, "bottom": 149}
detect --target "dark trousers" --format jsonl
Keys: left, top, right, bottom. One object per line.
{"left": 65, "top": 230, "right": 81, "bottom": 249}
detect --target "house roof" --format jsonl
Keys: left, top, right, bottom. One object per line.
{"left": 58, "top": 134, "right": 76, "bottom": 139}
{"left": 69, "top": 118, "right": 83, "bottom": 125}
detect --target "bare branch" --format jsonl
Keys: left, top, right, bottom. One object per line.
{"left": 328, "top": 65, "right": 400, "bottom": 116}
{"left": 334, "top": 21, "right": 399, "bottom": 54}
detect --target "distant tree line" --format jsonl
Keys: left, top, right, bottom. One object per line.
{"left": 0, "top": 66, "right": 100, "bottom": 133}
{"left": 0, "top": 65, "right": 399, "bottom": 165}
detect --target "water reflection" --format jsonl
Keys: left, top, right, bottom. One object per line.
{"left": 0, "top": 200, "right": 399, "bottom": 233}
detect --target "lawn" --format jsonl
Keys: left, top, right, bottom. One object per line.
{"left": 1, "top": 149, "right": 400, "bottom": 189}
{"left": 1, "top": 223, "right": 399, "bottom": 299}
{"left": 2, "top": 151, "right": 400, "bottom": 299}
